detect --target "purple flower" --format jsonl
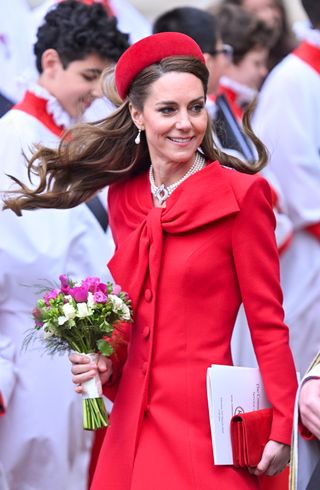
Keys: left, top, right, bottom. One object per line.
{"left": 97, "top": 283, "right": 107, "bottom": 294}
{"left": 112, "top": 284, "right": 121, "bottom": 295}
{"left": 59, "top": 274, "right": 70, "bottom": 294}
{"left": 69, "top": 285, "right": 89, "bottom": 303}
{"left": 43, "top": 290, "right": 58, "bottom": 306}
{"left": 93, "top": 290, "right": 107, "bottom": 303}
{"left": 35, "top": 320, "right": 44, "bottom": 328}
{"left": 82, "top": 277, "right": 101, "bottom": 293}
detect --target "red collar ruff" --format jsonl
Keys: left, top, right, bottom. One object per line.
{"left": 13, "top": 91, "right": 65, "bottom": 137}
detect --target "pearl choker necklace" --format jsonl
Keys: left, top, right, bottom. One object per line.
{"left": 149, "top": 152, "right": 206, "bottom": 205}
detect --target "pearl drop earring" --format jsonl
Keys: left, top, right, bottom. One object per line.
{"left": 135, "top": 129, "right": 141, "bottom": 145}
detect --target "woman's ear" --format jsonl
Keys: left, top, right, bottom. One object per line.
{"left": 41, "top": 49, "right": 62, "bottom": 76}
{"left": 128, "top": 102, "right": 144, "bottom": 130}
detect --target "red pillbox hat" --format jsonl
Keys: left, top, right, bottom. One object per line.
{"left": 115, "top": 32, "right": 206, "bottom": 100}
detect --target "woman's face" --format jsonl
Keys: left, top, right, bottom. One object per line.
{"left": 130, "top": 71, "right": 208, "bottom": 169}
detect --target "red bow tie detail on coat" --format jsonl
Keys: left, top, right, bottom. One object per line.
{"left": 107, "top": 161, "right": 240, "bottom": 308}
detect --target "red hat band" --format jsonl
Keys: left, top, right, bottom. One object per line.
{"left": 115, "top": 32, "right": 206, "bottom": 100}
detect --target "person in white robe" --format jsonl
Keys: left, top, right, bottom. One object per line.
{"left": 0, "top": 0, "right": 33, "bottom": 112}
{"left": 252, "top": 0, "right": 320, "bottom": 376}
{"left": 0, "top": 3, "right": 129, "bottom": 489}
{"left": 290, "top": 351, "right": 320, "bottom": 490}
{"left": 20, "top": 0, "right": 151, "bottom": 123}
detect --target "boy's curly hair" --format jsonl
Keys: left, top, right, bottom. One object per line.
{"left": 34, "top": 0, "right": 130, "bottom": 73}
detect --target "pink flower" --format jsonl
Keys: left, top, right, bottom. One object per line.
{"left": 112, "top": 284, "right": 121, "bottom": 295}
{"left": 82, "top": 277, "right": 101, "bottom": 293}
{"left": 97, "top": 283, "right": 107, "bottom": 294}
{"left": 94, "top": 290, "right": 107, "bottom": 303}
{"left": 43, "top": 290, "right": 58, "bottom": 306}
{"left": 69, "top": 285, "right": 89, "bottom": 303}
{"left": 59, "top": 274, "right": 70, "bottom": 294}
{"left": 32, "top": 307, "right": 44, "bottom": 328}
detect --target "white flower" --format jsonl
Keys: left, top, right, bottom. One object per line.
{"left": 43, "top": 328, "right": 54, "bottom": 339}
{"left": 121, "top": 304, "right": 131, "bottom": 321}
{"left": 42, "top": 322, "right": 54, "bottom": 338}
{"left": 109, "top": 294, "right": 131, "bottom": 320}
{"left": 62, "top": 303, "right": 76, "bottom": 320}
{"left": 58, "top": 316, "right": 67, "bottom": 325}
{"left": 109, "top": 294, "right": 123, "bottom": 311}
{"left": 87, "top": 291, "right": 95, "bottom": 308}
{"left": 77, "top": 302, "right": 91, "bottom": 318}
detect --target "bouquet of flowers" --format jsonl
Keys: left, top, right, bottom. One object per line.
{"left": 26, "top": 274, "right": 132, "bottom": 430}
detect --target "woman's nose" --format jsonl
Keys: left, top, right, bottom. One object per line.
{"left": 175, "top": 113, "right": 192, "bottom": 130}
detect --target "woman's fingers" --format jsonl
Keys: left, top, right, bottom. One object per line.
{"left": 250, "top": 440, "right": 290, "bottom": 476}
{"left": 69, "top": 352, "right": 98, "bottom": 387}
{"left": 68, "top": 352, "right": 113, "bottom": 389}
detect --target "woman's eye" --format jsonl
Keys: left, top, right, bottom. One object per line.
{"left": 190, "top": 103, "right": 204, "bottom": 113}
{"left": 159, "top": 107, "right": 175, "bottom": 114}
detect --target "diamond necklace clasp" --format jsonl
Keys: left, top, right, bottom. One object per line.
{"left": 149, "top": 152, "right": 206, "bottom": 205}
{"left": 154, "top": 184, "right": 170, "bottom": 206}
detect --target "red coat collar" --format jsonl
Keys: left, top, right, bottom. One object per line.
{"left": 293, "top": 41, "right": 320, "bottom": 75}
{"left": 13, "top": 91, "right": 65, "bottom": 137}
{"left": 107, "top": 161, "right": 241, "bottom": 307}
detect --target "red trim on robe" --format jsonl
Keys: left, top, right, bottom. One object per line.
{"left": 13, "top": 91, "right": 65, "bottom": 137}
{"left": 79, "top": 0, "right": 115, "bottom": 17}
{"left": 217, "top": 84, "right": 244, "bottom": 121}
{"left": 305, "top": 222, "right": 320, "bottom": 241}
{"left": 0, "top": 392, "right": 5, "bottom": 415}
{"left": 278, "top": 232, "right": 293, "bottom": 256}
{"left": 293, "top": 41, "right": 320, "bottom": 75}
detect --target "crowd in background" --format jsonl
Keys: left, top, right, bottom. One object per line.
{"left": 0, "top": 1, "right": 319, "bottom": 489}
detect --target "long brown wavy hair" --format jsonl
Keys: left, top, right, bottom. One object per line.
{"left": 3, "top": 56, "right": 267, "bottom": 215}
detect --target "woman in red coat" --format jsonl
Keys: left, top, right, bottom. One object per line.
{"left": 4, "top": 32, "right": 297, "bottom": 489}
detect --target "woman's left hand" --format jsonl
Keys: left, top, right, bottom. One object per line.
{"left": 248, "top": 440, "right": 290, "bottom": 476}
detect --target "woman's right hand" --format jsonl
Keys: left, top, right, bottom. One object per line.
{"left": 69, "top": 352, "right": 113, "bottom": 394}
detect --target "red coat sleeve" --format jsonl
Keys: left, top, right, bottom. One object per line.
{"left": 232, "top": 177, "right": 298, "bottom": 445}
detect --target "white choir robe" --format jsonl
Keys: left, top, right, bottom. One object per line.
{"left": 0, "top": 100, "right": 113, "bottom": 490}
{"left": 0, "top": 0, "right": 33, "bottom": 103}
{"left": 252, "top": 45, "right": 320, "bottom": 376}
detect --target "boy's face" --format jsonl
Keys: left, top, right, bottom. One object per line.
{"left": 40, "top": 51, "right": 110, "bottom": 118}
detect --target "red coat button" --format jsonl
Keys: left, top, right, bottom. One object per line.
{"left": 143, "top": 326, "right": 150, "bottom": 339}
{"left": 142, "top": 362, "right": 148, "bottom": 375}
{"left": 144, "top": 289, "right": 152, "bottom": 301}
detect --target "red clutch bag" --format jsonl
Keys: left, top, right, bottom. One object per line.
{"left": 230, "top": 408, "right": 273, "bottom": 467}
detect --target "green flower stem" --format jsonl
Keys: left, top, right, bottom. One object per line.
{"left": 82, "top": 397, "right": 109, "bottom": 430}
